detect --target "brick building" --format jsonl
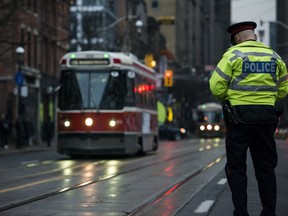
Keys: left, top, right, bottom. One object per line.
{"left": 0, "top": 0, "right": 69, "bottom": 145}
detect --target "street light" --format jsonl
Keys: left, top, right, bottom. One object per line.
{"left": 135, "top": 19, "right": 144, "bottom": 35}
{"left": 15, "top": 46, "right": 25, "bottom": 116}
{"left": 15, "top": 46, "right": 25, "bottom": 149}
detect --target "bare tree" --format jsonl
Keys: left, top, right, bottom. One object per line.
{"left": 0, "top": 0, "right": 19, "bottom": 58}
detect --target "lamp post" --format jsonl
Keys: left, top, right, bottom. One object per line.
{"left": 92, "top": 15, "right": 143, "bottom": 54}
{"left": 135, "top": 19, "right": 144, "bottom": 35}
{"left": 15, "top": 47, "right": 25, "bottom": 117}
{"left": 15, "top": 46, "right": 25, "bottom": 149}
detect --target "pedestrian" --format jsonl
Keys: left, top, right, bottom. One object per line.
{"left": 43, "top": 116, "right": 54, "bottom": 147}
{"left": 15, "top": 116, "right": 26, "bottom": 149}
{"left": 209, "top": 21, "right": 288, "bottom": 216}
{"left": 0, "top": 114, "right": 10, "bottom": 149}
{"left": 24, "top": 116, "right": 34, "bottom": 146}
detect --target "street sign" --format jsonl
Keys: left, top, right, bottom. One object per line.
{"left": 13, "top": 86, "right": 28, "bottom": 97}
{"left": 15, "top": 72, "right": 24, "bottom": 86}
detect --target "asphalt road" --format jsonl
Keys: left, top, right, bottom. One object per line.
{"left": 1, "top": 138, "right": 286, "bottom": 216}
{"left": 0, "top": 138, "right": 225, "bottom": 216}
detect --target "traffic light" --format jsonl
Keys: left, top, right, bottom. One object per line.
{"left": 164, "top": 70, "right": 173, "bottom": 87}
{"left": 144, "top": 54, "right": 156, "bottom": 69}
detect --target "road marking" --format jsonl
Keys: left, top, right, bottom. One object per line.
{"left": 21, "top": 160, "right": 39, "bottom": 165}
{"left": 194, "top": 200, "right": 214, "bottom": 213}
{"left": 217, "top": 178, "right": 227, "bottom": 185}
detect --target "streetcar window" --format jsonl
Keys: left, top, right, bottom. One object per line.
{"left": 58, "top": 71, "right": 84, "bottom": 109}
{"left": 134, "top": 75, "right": 156, "bottom": 109}
{"left": 125, "top": 71, "right": 136, "bottom": 106}
{"left": 90, "top": 73, "right": 110, "bottom": 108}
{"left": 99, "top": 72, "right": 124, "bottom": 109}
{"left": 58, "top": 70, "right": 125, "bottom": 110}
{"left": 197, "top": 111, "right": 222, "bottom": 123}
{"left": 58, "top": 70, "right": 156, "bottom": 110}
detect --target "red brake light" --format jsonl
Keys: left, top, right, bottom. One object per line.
{"left": 113, "top": 58, "right": 121, "bottom": 64}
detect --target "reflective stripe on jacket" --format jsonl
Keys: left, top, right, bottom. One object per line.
{"left": 209, "top": 41, "right": 288, "bottom": 106}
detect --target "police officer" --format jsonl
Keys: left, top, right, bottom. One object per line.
{"left": 209, "top": 21, "right": 288, "bottom": 216}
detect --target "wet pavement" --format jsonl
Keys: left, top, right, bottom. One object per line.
{"left": 1, "top": 139, "right": 287, "bottom": 216}
{"left": 175, "top": 139, "right": 288, "bottom": 216}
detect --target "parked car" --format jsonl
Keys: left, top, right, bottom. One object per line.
{"left": 158, "top": 124, "right": 187, "bottom": 141}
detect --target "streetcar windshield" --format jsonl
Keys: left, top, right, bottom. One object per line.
{"left": 58, "top": 70, "right": 128, "bottom": 110}
{"left": 197, "top": 111, "right": 222, "bottom": 123}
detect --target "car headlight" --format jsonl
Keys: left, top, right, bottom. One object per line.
{"left": 180, "top": 128, "right": 186, "bottom": 133}
{"left": 207, "top": 124, "right": 212, "bottom": 130}
{"left": 200, "top": 125, "right": 205, "bottom": 131}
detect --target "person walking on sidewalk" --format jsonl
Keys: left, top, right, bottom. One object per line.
{"left": 209, "top": 21, "right": 288, "bottom": 216}
{"left": 43, "top": 116, "right": 54, "bottom": 147}
{"left": 24, "top": 116, "right": 34, "bottom": 146}
{"left": 0, "top": 114, "right": 11, "bottom": 149}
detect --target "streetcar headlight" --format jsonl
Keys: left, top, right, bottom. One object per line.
{"left": 200, "top": 125, "right": 205, "bottom": 131}
{"left": 214, "top": 125, "right": 220, "bottom": 131}
{"left": 207, "top": 124, "right": 212, "bottom": 130}
{"left": 85, "top": 117, "right": 93, "bottom": 126}
{"left": 109, "top": 120, "right": 116, "bottom": 127}
{"left": 64, "top": 120, "right": 70, "bottom": 127}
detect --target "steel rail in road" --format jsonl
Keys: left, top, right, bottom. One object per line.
{"left": 0, "top": 141, "right": 225, "bottom": 213}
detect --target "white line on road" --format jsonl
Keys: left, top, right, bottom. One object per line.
{"left": 217, "top": 178, "right": 227, "bottom": 185}
{"left": 21, "top": 160, "right": 39, "bottom": 165}
{"left": 194, "top": 200, "right": 214, "bottom": 213}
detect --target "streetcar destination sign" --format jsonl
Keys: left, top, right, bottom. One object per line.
{"left": 70, "top": 58, "right": 110, "bottom": 65}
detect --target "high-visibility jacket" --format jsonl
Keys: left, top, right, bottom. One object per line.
{"left": 209, "top": 41, "right": 288, "bottom": 106}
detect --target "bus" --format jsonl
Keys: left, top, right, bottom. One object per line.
{"left": 196, "top": 102, "right": 225, "bottom": 138}
{"left": 57, "top": 51, "right": 158, "bottom": 156}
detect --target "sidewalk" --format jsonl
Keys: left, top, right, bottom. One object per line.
{"left": 0, "top": 143, "right": 55, "bottom": 155}
{"left": 176, "top": 139, "right": 288, "bottom": 216}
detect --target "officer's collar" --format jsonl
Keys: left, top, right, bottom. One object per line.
{"left": 234, "top": 40, "right": 269, "bottom": 48}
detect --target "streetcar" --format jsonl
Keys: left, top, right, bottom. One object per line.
{"left": 57, "top": 51, "right": 158, "bottom": 156}
{"left": 196, "top": 102, "right": 225, "bottom": 138}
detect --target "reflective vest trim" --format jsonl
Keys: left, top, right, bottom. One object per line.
{"left": 227, "top": 50, "right": 279, "bottom": 92}
{"left": 229, "top": 50, "right": 281, "bottom": 62}
{"left": 280, "top": 74, "right": 288, "bottom": 83}
{"left": 214, "top": 66, "right": 231, "bottom": 82}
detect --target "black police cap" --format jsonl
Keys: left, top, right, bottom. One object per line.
{"left": 227, "top": 21, "right": 257, "bottom": 37}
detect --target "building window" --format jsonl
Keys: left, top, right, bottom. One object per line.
{"left": 33, "top": 0, "right": 38, "bottom": 14}
{"left": 20, "top": 28, "right": 25, "bottom": 45}
{"left": 33, "top": 34, "right": 38, "bottom": 68}
{"left": 27, "top": 31, "right": 32, "bottom": 67}
{"left": 152, "top": 0, "right": 158, "bottom": 8}
{"left": 86, "top": 0, "right": 99, "bottom": 5}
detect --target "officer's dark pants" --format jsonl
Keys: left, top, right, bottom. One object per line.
{"left": 225, "top": 123, "right": 277, "bottom": 216}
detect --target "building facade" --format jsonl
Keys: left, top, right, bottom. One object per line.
{"left": 69, "top": 0, "right": 150, "bottom": 59}
{"left": 176, "top": 0, "right": 231, "bottom": 73}
{"left": 146, "top": 0, "right": 176, "bottom": 58}
{"left": 277, "top": 0, "right": 288, "bottom": 63}
{"left": 0, "top": 0, "right": 69, "bottom": 145}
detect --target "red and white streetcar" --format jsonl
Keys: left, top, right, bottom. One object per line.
{"left": 57, "top": 51, "right": 158, "bottom": 156}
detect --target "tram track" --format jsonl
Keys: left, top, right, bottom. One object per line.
{"left": 124, "top": 154, "right": 226, "bottom": 216}
{"left": 0, "top": 140, "right": 225, "bottom": 213}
